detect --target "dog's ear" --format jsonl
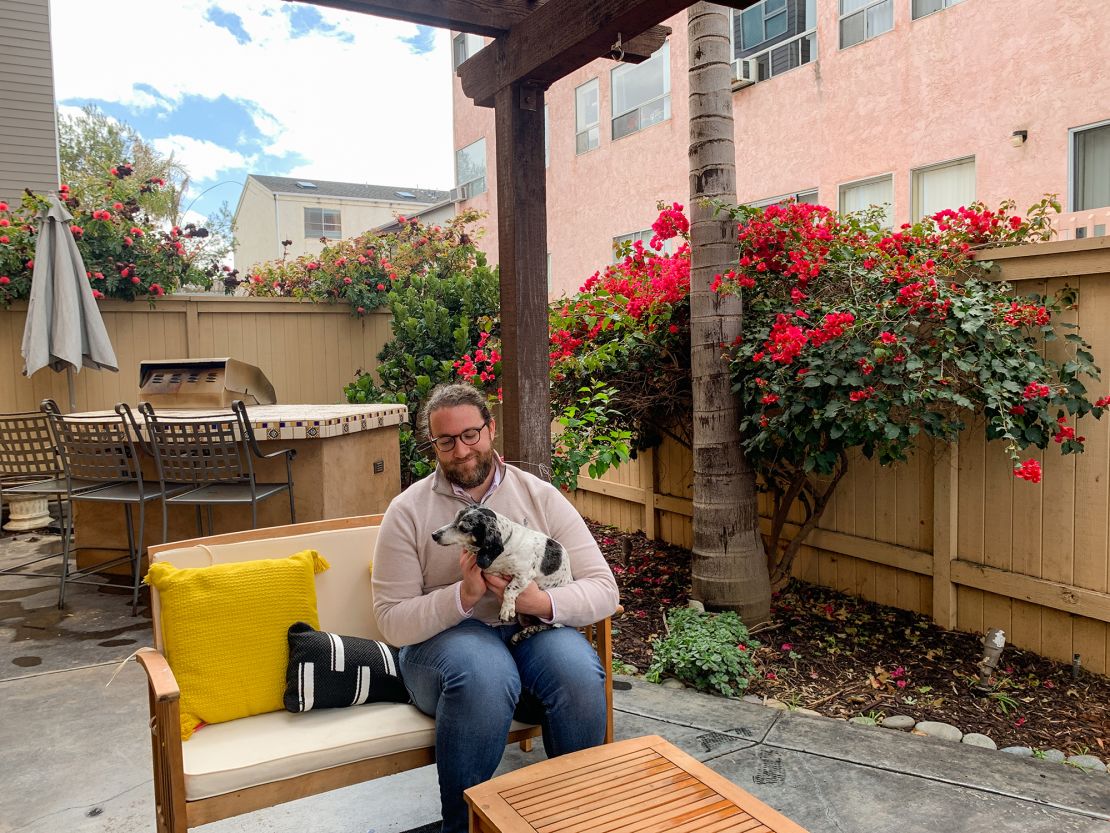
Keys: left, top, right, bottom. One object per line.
{"left": 474, "top": 511, "right": 503, "bottom": 564}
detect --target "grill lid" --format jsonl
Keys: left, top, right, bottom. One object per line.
{"left": 138, "top": 358, "right": 277, "bottom": 408}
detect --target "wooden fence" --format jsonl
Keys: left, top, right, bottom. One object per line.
{"left": 569, "top": 237, "right": 1110, "bottom": 675}
{"left": 0, "top": 296, "right": 393, "bottom": 413}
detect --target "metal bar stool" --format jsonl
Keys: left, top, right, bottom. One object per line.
{"left": 138, "top": 399, "right": 296, "bottom": 539}
{"left": 41, "top": 400, "right": 190, "bottom": 615}
{"left": 0, "top": 409, "right": 113, "bottom": 607}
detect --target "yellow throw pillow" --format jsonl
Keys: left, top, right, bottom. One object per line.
{"left": 145, "top": 549, "right": 330, "bottom": 740}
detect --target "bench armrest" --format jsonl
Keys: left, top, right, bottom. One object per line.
{"left": 136, "top": 649, "right": 188, "bottom": 832}
{"left": 584, "top": 605, "right": 622, "bottom": 745}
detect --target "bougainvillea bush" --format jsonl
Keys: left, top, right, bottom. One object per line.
{"left": 0, "top": 166, "right": 216, "bottom": 307}
{"left": 242, "top": 209, "right": 488, "bottom": 319}
{"left": 714, "top": 198, "right": 1105, "bottom": 583}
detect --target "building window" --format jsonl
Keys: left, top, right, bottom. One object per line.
{"left": 1072, "top": 121, "right": 1110, "bottom": 212}
{"left": 839, "top": 175, "right": 893, "bottom": 226}
{"left": 455, "top": 138, "right": 487, "bottom": 200}
{"left": 452, "top": 33, "right": 484, "bottom": 70}
{"left": 612, "top": 229, "right": 678, "bottom": 260}
{"left": 912, "top": 157, "right": 975, "bottom": 221}
{"left": 748, "top": 189, "right": 819, "bottom": 208}
{"left": 575, "top": 78, "right": 600, "bottom": 154}
{"left": 912, "top": 0, "right": 964, "bottom": 20}
{"left": 839, "top": 0, "right": 893, "bottom": 48}
{"left": 611, "top": 41, "right": 670, "bottom": 141}
{"left": 304, "top": 207, "right": 341, "bottom": 239}
{"left": 732, "top": 0, "right": 817, "bottom": 84}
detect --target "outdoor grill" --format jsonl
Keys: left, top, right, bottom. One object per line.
{"left": 138, "top": 358, "right": 277, "bottom": 408}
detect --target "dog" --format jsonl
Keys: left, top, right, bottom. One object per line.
{"left": 432, "top": 506, "right": 572, "bottom": 638}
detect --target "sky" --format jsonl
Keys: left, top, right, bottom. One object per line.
{"left": 50, "top": 0, "right": 455, "bottom": 228}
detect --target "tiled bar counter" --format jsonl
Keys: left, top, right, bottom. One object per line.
{"left": 72, "top": 403, "right": 408, "bottom": 572}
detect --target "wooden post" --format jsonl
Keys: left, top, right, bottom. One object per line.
{"left": 494, "top": 81, "right": 551, "bottom": 475}
{"left": 642, "top": 447, "right": 657, "bottom": 540}
{"left": 932, "top": 440, "right": 959, "bottom": 629}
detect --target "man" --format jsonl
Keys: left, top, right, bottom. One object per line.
{"left": 372, "top": 383, "right": 620, "bottom": 833}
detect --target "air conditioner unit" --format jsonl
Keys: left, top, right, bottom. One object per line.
{"left": 449, "top": 186, "right": 464, "bottom": 202}
{"left": 731, "top": 58, "right": 758, "bottom": 89}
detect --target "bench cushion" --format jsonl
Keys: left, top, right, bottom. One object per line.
{"left": 181, "top": 703, "right": 537, "bottom": 800}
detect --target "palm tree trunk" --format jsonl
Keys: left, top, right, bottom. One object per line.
{"left": 687, "top": 3, "right": 771, "bottom": 625}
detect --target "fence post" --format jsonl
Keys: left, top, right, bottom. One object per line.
{"left": 185, "top": 298, "right": 200, "bottom": 357}
{"left": 932, "top": 440, "right": 959, "bottom": 629}
{"left": 641, "top": 447, "right": 657, "bottom": 540}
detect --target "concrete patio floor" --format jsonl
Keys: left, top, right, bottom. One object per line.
{"left": 2, "top": 532, "right": 1108, "bottom": 833}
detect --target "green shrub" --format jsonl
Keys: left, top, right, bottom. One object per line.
{"left": 342, "top": 212, "right": 499, "bottom": 486}
{"left": 646, "top": 607, "right": 760, "bottom": 697}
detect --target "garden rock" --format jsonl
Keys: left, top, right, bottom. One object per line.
{"left": 742, "top": 695, "right": 764, "bottom": 705}
{"left": 880, "top": 715, "right": 915, "bottom": 730}
{"left": 764, "top": 698, "right": 789, "bottom": 710}
{"left": 848, "top": 716, "right": 878, "bottom": 726}
{"left": 961, "top": 733, "right": 997, "bottom": 750}
{"left": 913, "top": 721, "right": 962, "bottom": 742}
{"left": 1066, "top": 755, "right": 1106, "bottom": 772}
{"left": 793, "top": 707, "right": 822, "bottom": 717}
{"left": 1001, "top": 746, "right": 1033, "bottom": 757}
{"left": 660, "top": 678, "right": 686, "bottom": 690}
{"left": 1041, "top": 749, "right": 1066, "bottom": 762}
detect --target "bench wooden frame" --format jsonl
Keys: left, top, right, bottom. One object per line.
{"left": 137, "top": 515, "right": 617, "bottom": 833}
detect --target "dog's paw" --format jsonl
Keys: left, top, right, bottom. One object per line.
{"left": 498, "top": 604, "right": 516, "bottom": 622}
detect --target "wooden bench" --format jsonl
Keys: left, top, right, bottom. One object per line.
{"left": 137, "top": 515, "right": 617, "bottom": 833}
{"left": 465, "top": 734, "right": 811, "bottom": 833}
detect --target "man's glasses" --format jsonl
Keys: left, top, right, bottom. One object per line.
{"left": 428, "top": 420, "right": 489, "bottom": 453}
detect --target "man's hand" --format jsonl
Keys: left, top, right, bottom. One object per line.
{"left": 484, "top": 574, "right": 553, "bottom": 620}
{"left": 459, "top": 550, "right": 486, "bottom": 612}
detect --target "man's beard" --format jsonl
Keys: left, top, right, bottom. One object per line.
{"left": 441, "top": 447, "right": 495, "bottom": 490}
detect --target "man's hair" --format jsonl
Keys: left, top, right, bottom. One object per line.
{"left": 418, "top": 383, "right": 492, "bottom": 444}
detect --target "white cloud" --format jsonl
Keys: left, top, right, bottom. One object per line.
{"left": 51, "top": 0, "right": 456, "bottom": 191}
{"left": 151, "top": 135, "right": 250, "bottom": 182}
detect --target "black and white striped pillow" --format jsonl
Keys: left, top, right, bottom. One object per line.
{"left": 283, "top": 622, "right": 409, "bottom": 713}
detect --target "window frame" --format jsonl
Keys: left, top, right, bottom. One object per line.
{"left": 729, "top": 0, "right": 818, "bottom": 86}
{"left": 610, "top": 40, "right": 671, "bottom": 141}
{"left": 910, "top": 155, "right": 976, "bottom": 221}
{"left": 838, "top": 173, "right": 894, "bottom": 226}
{"left": 911, "top": 0, "right": 964, "bottom": 21}
{"left": 838, "top": 0, "right": 894, "bottom": 49}
{"left": 304, "top": 206, "right": 342, "bottom": 239}
{"left": 454, "top": 137, "right": 488, "bottom": 200}
{"left": 1069, "top": 118, "right": 1110, "bottom": 212}
{"left": 740, "top": 0, "right": 789, "bottom": 50}
{"left": 452, "top": 32, "right": 484, "bottom": 70}
{"left": 575, "top": 78, "right": 600, "bottom": 155}
{"left": 747, "top": 188, "right": 819, "bottom": 208}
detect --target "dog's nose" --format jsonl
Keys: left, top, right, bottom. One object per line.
{"left": 432, "top": 530, "right": 442, "bottom": 543}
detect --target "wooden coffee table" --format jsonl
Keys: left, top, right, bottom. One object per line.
{"left": 465, "top": 734, "right": 810, "bottom": 833}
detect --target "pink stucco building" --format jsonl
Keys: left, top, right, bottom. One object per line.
{"left": 452, "top": 0, "right": 1110, "bottom": 299}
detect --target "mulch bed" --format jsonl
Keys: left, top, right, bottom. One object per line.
{"left": 590, "top": 521, "right": 1110, "bottom": 757}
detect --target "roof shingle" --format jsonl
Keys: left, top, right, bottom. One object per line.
{"left": 250, "top": 174, "right": 447, "bottom": 203}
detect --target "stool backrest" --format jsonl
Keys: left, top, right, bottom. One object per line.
{"left": 41, "top": 400, "right": 143, "bottom": 485}
{"left": 0, "top": 410, "right": 61, "bottom": 482}
{"left": 139, "top": 403, "right": 250, "bottom": 485}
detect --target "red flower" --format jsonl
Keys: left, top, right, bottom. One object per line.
{"left": 0, "top": 201, "right": 8, "bottom": 211}
{"left": 1096, "top": 396, "right": 1110, "bottom": 408}
{"left": 123, "top": 236, "right": 133, "bottom": 247}
{"left": 113, "top": 202, "right": 124, "bottom": 211}
{"left": 849, "top": 387, "right": 875, "bottom": 402}
{"left": 130, "top": 276, "right": 141, "bottom": 285}
{"left": 761, "top": 393, "right": 779, "bottom": 405}
{"left": 1022, "top": 382, "right": 1051, "bottom": 400}
{"left": 1013, "top": 459, "right": 1042, "bottom": 483}
{"left": 668, "top": 324, "right": 680, "bottom": 334}
{"left": 70, "top": 225, "right": 84, "bottom": 237}
{"left": 0, "top": 236, "right": 9, "bottom": 244}
{"left": 0, "top": 276, "right": 9, "bottom": 285}
{"left": 376, "top": 282, "right": 386, "bottom": 291}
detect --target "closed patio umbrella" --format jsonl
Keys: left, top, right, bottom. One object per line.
{"left": 21, "top": 195, "right": 118, "bottom": 410}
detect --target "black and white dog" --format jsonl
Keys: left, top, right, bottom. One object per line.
{"left": 432, "top": 506, "right": 572, "bottom": 630}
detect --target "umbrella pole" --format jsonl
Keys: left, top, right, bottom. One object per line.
{"left": 67, "top": 366, "right": 76, "bottom": 413}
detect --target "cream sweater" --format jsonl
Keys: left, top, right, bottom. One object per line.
{"left": 371, "top": 462, "right": 620, "bottom": 646}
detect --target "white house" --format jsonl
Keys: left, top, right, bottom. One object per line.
{"left": 232, "top": 175, "right": 448, "bottom": 272}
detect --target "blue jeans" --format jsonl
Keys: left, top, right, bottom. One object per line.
{"left": 399, "top": 619, "right": 607, "bottom": 833}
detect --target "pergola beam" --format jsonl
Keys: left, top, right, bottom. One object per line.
{"left": 458, "top": 0, "right": 757, "bottom": 107}
{"left": 299, "top": 0, "right": 545, "bottom": 37}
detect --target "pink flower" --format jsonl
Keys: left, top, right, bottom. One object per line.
{"left": 0, "top": 201, "right": 8, "bottom": 211}
{"left": 780, "top": 643, "right": 793, "bottom": 651}
{"left": 0, "top": 276, "right": 9, "bottom": 285}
